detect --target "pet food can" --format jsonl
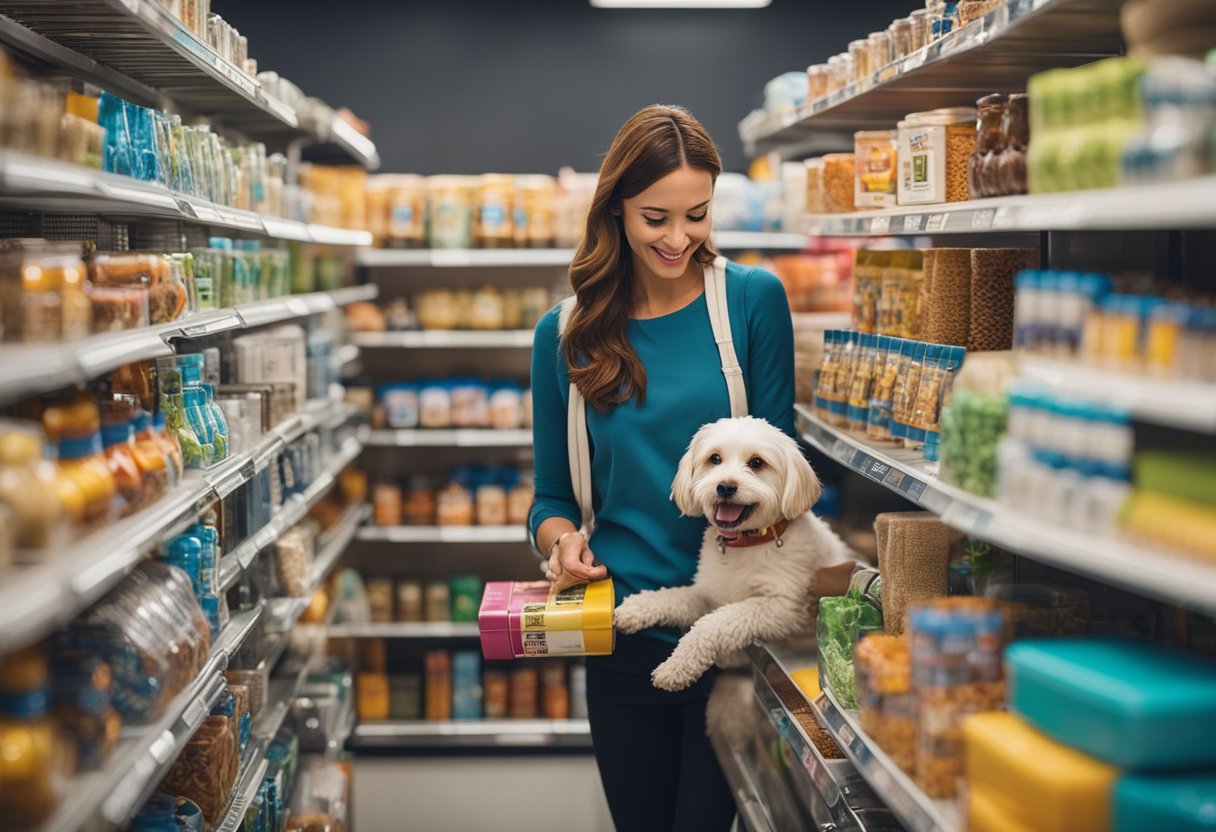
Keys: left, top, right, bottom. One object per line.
{"left": 478, "top": 578, "right": 615, "bottom": 660}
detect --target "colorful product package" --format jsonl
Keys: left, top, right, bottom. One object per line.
{"left": 478, "top": 578, "right": 615, "bottom": 660}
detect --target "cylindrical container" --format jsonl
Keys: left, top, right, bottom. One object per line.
{"left": 908, "top": 598, "right": 1006, "bottom": 799}
{"left": 909, "top": 8, "right": 932, "bottom": 49}
{"left": 805, "top": 158, "right": 827, "bottom": 214}
{"left": 867, "top": 30, "right": 892, "bottom": 74}
{"left": 997, "top": 93, "right": 1030, "bottom": 196}
{"left": 889, "top": 17, "right": 914, "bottom": 61}
{"left": 970, "top": 248, "right": 1039, "bottom": 351}
{"left": 875, "top": 512, "right": 956, "bottom": 635}
{"left": 386, "top": 175, "right": 428, "bottom": 248}
{"left": 372, "top": 481, "right": 401, "bottom": 526}
{"left": 969, "top": 94, "right": 1007, "bottom": 199}
{"left": 427, "top": 176, "right": 475, "bottom": 249}
{"left": 855, "top": 635, "right": 915, "bottom": 774}
{"left": 807, "top": 64, "right": 830, "bottom": 102}
{"left": 854, "top": 130, "right": 899, "bottom": 208}
{"left": 823, "top": 153, "right": 857, "bottom": 213}
{"left": 475, "top": 174, "right": 515, "bottom": 248}
{"left": 513, "top": 175, "right": 557, "bottom": 248}
{"left": 848, "top": 39, "right": 870, "bottom": 85}
{"left": 923, "top": 248, "right": 973, "bottom": 346}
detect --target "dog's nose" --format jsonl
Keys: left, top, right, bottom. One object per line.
{"left": 716, "top": 482, "right": 737, "bottom": 498}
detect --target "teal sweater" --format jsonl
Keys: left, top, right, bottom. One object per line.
{"left": 528, "top": 261, "right": 796, "bottom": 619}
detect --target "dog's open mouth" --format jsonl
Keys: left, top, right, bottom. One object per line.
{"left": 712, "top": 502, "right": 756, "bottom": 535}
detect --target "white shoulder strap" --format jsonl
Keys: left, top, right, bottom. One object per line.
{"left": 705, "top": 256, "right": 748, "bottom": 418}
{"left": 556, "top": 258, "right": 748, "bottom": 535}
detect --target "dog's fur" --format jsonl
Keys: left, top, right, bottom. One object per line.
{"left": 614, "top": 415, "right": 853, "bottom": 692}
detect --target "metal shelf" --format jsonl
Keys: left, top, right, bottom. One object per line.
{"left": 351, "top": 330, "right": 535, "bottom": 350}
{"left": 327, "top": 621, "right": 481, "bottom": 639}
{"left": 0, "top": 0, "right": 378, "bottom": 166}
{"left": 217, "top": 432, "right": 367, "bottom": 593}
{"left": 349, "top": 719, "right": 592, "bottom": 749}
{"left": 797, "top": 405, "right": 1216, "bottom": 616}
{"left": 747, "top": 645, "right": 891, "bottom": 832}
{"left": 0, "top": 285, "right": 376, "bottom": 407}
{"left": 355, "top": 525, "right": 529, "bottom": 545}
{"left": 366, "top": 428, "right": 533, "bottom": 448}
{"left": 0, "top": 151, "right": 374, "bottom": 245}
{"left": 714, "top": 230, "right": 809, "bottom": 250}
{"left": 33, "top": 607, "right": 263, "bottom": 832}
{"left": 811, "top": 677, "right": 961, "bottom": 832}
{"left": 740, "top": 0, "right": 1123, "bottom": 154}
{"left": 803, "top": 175, "right": 1216, "bottom": 236}
{"left": 357, "top": 248, "right": 576, "bottom": 268}
{"left": 1019, "top": 357, "right": 1216, "bottom": 435}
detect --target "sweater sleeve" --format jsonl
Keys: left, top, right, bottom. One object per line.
{"left": 528, "top": 307, "right": 582, "bottom": 545}
{"left": 744, "top": 266, "right": 797, "bottom": 438}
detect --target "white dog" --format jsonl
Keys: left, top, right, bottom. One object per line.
{"left": 614, "top": 415, "right": 853, "bottom": 692}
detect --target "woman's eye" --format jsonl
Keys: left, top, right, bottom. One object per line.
{"left": 709, "top": 454, "right": 722, "bottom": 465}
{"left": 688, "top": 213, "right": 708, "bottom": 223}
{"left": 643, "top": 216, "right": 664, "bottom": 226}
{"left": 748, "top": 457, "right": 765, "bottom": 470}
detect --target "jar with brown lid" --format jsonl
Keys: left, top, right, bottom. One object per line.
{"left": 968, "top": 93, "right": 1007, "bottom": 199}
{"left": 997, "top": 93, "right": 1029, "bottom": 196}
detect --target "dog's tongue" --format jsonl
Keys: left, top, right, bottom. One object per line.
{"left": 715, "top": 503, "right": 745, "bottom": 524}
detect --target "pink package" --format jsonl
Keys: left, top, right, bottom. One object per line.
{"left": 478, "top": 579, "right": 615, "bottom": 660}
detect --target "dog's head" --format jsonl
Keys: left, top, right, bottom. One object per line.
{"left": 670, "top": 416, "right": 822, "bottom": 536}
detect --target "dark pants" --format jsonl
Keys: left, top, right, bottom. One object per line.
{"left": 586, "top": 633, "right": 737, "bottom": 832}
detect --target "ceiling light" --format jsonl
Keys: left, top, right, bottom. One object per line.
{"left": 591, "top": 0, "right": 771, "bottom": 8}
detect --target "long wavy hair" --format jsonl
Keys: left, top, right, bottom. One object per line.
{"left": 565, "top": 104, "right": 722, "bottom": 412}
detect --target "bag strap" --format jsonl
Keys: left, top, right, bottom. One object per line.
{"left": 557, "top": 258, "right": 748, "bottom": 533}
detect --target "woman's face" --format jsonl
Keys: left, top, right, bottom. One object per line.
{"left": 620, "top": 165, "right": 714, "bottom": 283}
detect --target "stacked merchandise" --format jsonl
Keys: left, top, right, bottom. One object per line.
{"left": 346, "top": 286, "right": 556, "bottom": 334}
{"left": 371, "top": 464, "right": 533, "bottom": 529}
{"left": 367, "top": 379, "right": 532, "bottom": 433}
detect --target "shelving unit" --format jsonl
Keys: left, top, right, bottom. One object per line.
{"left": 366, "top": 429, "right": 533, "bottom": 448}
{"left": 801, "top": 175, "right": 1216, "bottom": 236}
{"left": 327, "top": 622, "right": 480, "bottom": 639}
{"left": 0, "top": 151, "right": 374, "bottom": 244}
{"left": 798, "top": 405, "right": 1216, "bottom": 616}
{"left": 0, "top": 284, "right": 378, "bottom": 407}
{"left": 739, "top": 0, "right": 1123, "bottom": 155}
{"left": 348, "top": 719, "right": 592, "bottom": 750}
{"left": 351, "top": 330, "right": 535, "bottom": 350}
{"left": 32, "top": 606, "right": 264, "bottom": 832}
{"left": 355, "top": 525, "right": 529, "bottom": 544}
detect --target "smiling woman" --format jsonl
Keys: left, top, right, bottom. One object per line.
{"left": 528, "top": 104, "right": 799, "bottom": 832}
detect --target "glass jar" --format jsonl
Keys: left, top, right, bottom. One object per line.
{"left": 997, "top": 92, "right": 1029, "bottom": 196}
{"left": 0, "top": 420, "right": 61, "bottom": 549}
{"left": 968, "top": 93, "right": 1007, "bottom": 199}
{"left": 807, "top": 63, "right": 830, "bottom": 102}
{"left": 909, "top": 8, "right": 932, "bottom": 50}
{"left": 867, "top": 31, "right": 892, "bottom": 75}
{"left": 100, "top": 419, "right": 144, "bottom": 518}
{"left": 805, "top": 157, "right": 827, "bottom": 214}
{"left": 826, "top": 54, "right": 848, "bottom": 94}
{"left": 385, "top": 174, "right": 428, "bottom": 248}
{"left": 45, "top": 401, "right": 118, "bottom": 525}
{"left": 475, "top": 482, "right": 508, "bottom": 527}
{"left": 847, "top": 40, "right": 870, "bottom": 86}
{"left": 436, "top": 478, "right": 474, "bottom": 526}
{"left": 0, "top": 649, "right": 62, "bottom": 828}
{"left": 428, "top": 176, "right": 475, "bottom": 249}
{"left": 514, "top": 175, "right": 557, "bottom": 248}
{"left": 507, "top": 473, "right": 533, "bottom": 526}
{"left": 855, "top": 634, "right": 914, "bottom": 774}
{"left": 823, "top": 153, "right": 857, "bottom": 213}
{"left": 888, "top": 18, "right": 914, "bottom": 62}
{"left": 470, "top": 285, "right": 506, "bottom": 330}
{"left": 403, "top": 476, "right": 437, "bottom": 525}
{"left": 959, "top": 0, "right": 1000, "bottom": 25}
{"left": 475, "top": 174, "right": 516, "bottom": 248}
{"left": 373, "top": 480, "right": 402, "bottom": 526}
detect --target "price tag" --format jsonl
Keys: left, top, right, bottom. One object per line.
{"left": 910, "top": 214, "right": 928, "bottom": 232}
{"left": 866, "top": 459, "right": 891, "bottom": 481}
{"left": 971, "top": 208, "right": 996, "bottom": 230}
{"left": 926, "top": 213, "right": 948, "bottom": 232}
{"left": 837, "top": 722, "right": 856, "bottom": 747}
{"left": 849, "top": 450, "right": 869, "bottom": 471}
{"left": 993, "top": 205, "right": 1020, "bottom": 229}
{"left": 831, "top": 438, "right": 853, "bottom": 460}
{"left": 191, "top": 202, "right": 224, "bottom": 224}
{"left": 904, "top": 479, "right": 927, "bottom": 501}
{"left": 870, "top": 215, "right": 891, "bottom": 235}
{"left": 181, "top": 694, "right": 211, "bottom": 730}
{"left": 890, "top": 215, "right": 907, "bottom": 234}
{"left": 174, "top": 198, "right": 198, "bottom": 219}
{"left": 883, "top": 467, "right": 906, "bottom": 488}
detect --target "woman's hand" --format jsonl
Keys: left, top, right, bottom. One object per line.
{"left": 547, "top": 531, "right": 608, "bottom": 591}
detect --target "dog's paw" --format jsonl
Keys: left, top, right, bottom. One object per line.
{"left": 613, "top": 597, "right": 649, "bottom": 634}
{"left": 651, "top": 657, "right": 703, "bottom": 692}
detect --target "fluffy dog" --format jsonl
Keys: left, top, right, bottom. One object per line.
{"left": 614, "top": 415, "right": 852, "bottom": 692}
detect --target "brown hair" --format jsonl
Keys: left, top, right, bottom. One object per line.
{"left": 565, "top": 104, "right": 722, "bottom": 412}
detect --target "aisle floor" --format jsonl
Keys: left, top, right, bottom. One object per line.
{"left": 353, "top": 756, "right": 615, "bottom": 831}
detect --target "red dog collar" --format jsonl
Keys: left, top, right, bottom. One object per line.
{"left": 717, "top": 518, "right": 791, "bottom": 549}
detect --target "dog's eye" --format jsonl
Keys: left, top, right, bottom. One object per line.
{"left": 748, "top": 456, "right": 765, "bottom": 470}
{"left": 709, "top": 454, "right": 721, "bottom": 465}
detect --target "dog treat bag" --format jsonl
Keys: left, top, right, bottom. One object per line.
{"left": 479, "top": 578, "right": 615, "bottom": 660}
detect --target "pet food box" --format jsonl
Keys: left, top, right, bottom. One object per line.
{"left": 478, "top": 578, "right": 615, "bottom": 660}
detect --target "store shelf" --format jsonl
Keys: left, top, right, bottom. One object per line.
{"left": 355, "top": 525, "right": 529, "bottom": 544}
{"left": 0, "top": 151, "right": 373, "bottom": 244}
{"left": 351, "top": 330, "right": 536, "bottom": 349}
{"left": 1019, "top": 357, "right": 1216, "bottom": 434}
{"left": 714, "top": 230, "right": 809, "bottom": 250}
{"left": 366, "top": 428, "right": 533, "bottom": 448}
{"left": 327, "top": 621, "right": 480, "bottom": 639}
{"left": 349, "top": 719, "right": 592, "bottom": 749}
{"left": 739, "top": 0, "right": 1123, "bottom": 153}
{"left": 0, "top": 285, "right": 377, "bottom": 407}
{"left": 301, "top": 114, "right": 381, "bottom": 171}
{"left": 218, "top": 432, "right": 367, "bottom": 593}
{"left": 803, "top": 175, "right": 1216, "bottom": 236}
{"left": 812, "top": 685, "right": 961, "bottom": 832}
{"left": 357, "top": 248, "right": 576, "bottom": 268}
{"left": 797, "top": 404, "right": 1216, "bottom": 615}
{"left": 34, "top": 606, "right": 263, "bottom": 832}
{"left": 215, "top": 752, "right": 269, "bottom": 832}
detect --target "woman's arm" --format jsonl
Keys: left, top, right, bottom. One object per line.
{"left": 743, "top": 267, "right": 798, "bottom": 437}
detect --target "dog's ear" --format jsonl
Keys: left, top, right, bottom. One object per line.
{"left": 780, "top": 440, "right": 822, "bottom": 518}
{"left": 670, "top": 433, "right": 702, "bottom": 516}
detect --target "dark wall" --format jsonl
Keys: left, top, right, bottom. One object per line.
{"left": 218, "top": 0, "right": 912, "bottom": 174}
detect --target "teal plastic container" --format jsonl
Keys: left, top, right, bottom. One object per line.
{"left": 1114, "top": 772, "right": 1216, "bottom": 831}
{"left": 1007, "top": 638, "right": 1216, "bottom": 771}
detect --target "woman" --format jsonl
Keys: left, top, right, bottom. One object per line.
{"left": 528, "top": 104, "right": 797, "bottom": 831}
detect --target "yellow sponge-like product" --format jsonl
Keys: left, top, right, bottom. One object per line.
{"left": 1121, "top": 490, "right": 1216, "bottom": 562}
{"left": 969, "top": 786, "right": 1038, "bottom": 832}
{"left": 964, "top": 711, "right": 1119, "bottom": 832}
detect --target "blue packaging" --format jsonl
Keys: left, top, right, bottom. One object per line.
{"left": 452, "top": 650, "right": 483, "bottom": 720}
